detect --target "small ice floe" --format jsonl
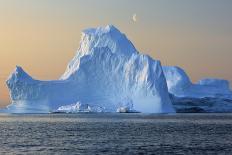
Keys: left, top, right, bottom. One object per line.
{"left": 116, "top": 101, "right": 139, "bottom": 113}
{"left": 56, "top": 102, "right": 91, "bottom": 113}
{"left": 117, "top": 107, "right": 130, "bottom": 113}
{"left": 116, "top": 107, "right": 139, "bottom": 113}
{"left": 55, "top": 102, "right": 105, "bottom": 113}
{"left": 116, "top": 100, "right": 139, "bottom": 113}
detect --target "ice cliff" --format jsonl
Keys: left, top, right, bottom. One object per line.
{"left": 5, "top": 25, "right": 175, "bottom": 113}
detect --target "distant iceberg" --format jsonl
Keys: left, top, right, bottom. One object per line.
{"left": 163, "top": 66, "right": 232, "bottom": 99}
{"left": 5, "top": 25, "right": 175, "bottom": 113}
{"left": 163, "top": 66, "right": 232, "bottom": 112}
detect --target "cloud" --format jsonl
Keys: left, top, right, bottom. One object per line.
{"left": 132, "top": 14, "right": 137, "bottom": 22}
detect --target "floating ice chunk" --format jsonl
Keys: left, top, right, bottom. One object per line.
{"left": 56, "top": 102, "right": 92, "bottom": 113}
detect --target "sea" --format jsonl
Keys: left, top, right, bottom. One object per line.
{"left": 0, "top": 113, "right": 232, "bottom": 155}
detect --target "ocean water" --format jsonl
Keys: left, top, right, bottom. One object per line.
{"left": 0, "top": 113, "right": 232, "bottom": 155}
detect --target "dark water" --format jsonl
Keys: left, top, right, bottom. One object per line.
{"left": 0, "top": 113, "right": 232, "bottom": 155}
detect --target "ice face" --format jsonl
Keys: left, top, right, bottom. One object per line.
{"left": 162, "top": 66, "right": 192, "bottom": 94}
{"left": 5, "top": 25, "right": 175, "bottom": 113}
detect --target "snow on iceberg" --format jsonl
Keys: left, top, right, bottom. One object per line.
{"left": 5, "top": 25, "right": 175, "bottom": 113}
{"left": 163, "top": 66, "right": 232, "bottom": 98}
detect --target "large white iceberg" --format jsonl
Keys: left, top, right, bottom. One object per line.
{"left": 4, "top": 25, "right": 175, "bottom": 113}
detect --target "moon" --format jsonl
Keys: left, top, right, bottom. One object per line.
{"left": 132, "top": 14, "right": 137, "bottom": 22}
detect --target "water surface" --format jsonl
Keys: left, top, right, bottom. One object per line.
{"left": 0, "top": 113, "right": 232, "bottom": 154}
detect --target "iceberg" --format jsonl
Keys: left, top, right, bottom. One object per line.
{"left": 163, "top": 66, "right": 232, "bottom": 98}
{"left": 4, "top": 25, "right": 175, "bottom": 113}
{"left": 163, "top": 66, "right": 232, "bottom": 112}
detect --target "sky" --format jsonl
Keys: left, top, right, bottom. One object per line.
{"left": 0, "top": 0, "right": 232, "bottom": 107}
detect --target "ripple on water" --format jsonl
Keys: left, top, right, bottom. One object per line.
{"left": 0, "top": 113, "right": 232, "bottom": 154}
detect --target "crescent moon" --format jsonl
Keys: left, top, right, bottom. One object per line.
{"left": 133, "top": 14, "right": 137, "bottom": 22}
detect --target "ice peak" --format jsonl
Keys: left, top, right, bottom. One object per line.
{"left": 15, "top": 66, "right": 24, "bottom": 73}
{"left": 105, "top": 24, "right": 118, "bottom": 31}
{"left": 79, "top": 25, "right": 138, "bottom": 56}
{"left": 82, "top": 24, "right": 120, "bottom": 36}
{"left": 7, "top": 66, "right": 33, "bottom": 85}
{"left": 12, "top": 66, "right": 28, "bottom": 78}
{"left": 61, "top": 25, "right": 139, "bottom": 79}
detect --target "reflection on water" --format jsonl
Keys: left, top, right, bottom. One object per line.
{"left": 0, "top": 113, "right": 232, "bottom": 154}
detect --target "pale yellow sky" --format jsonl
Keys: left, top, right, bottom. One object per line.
{"left": 1, "top": 0, "right": 232, "bottom": 107}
